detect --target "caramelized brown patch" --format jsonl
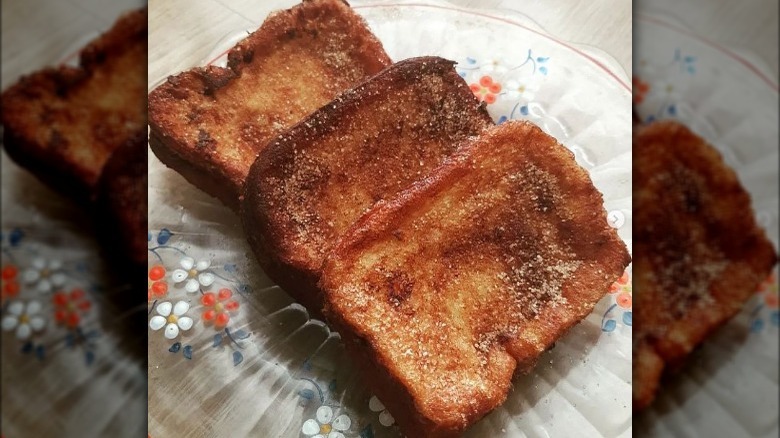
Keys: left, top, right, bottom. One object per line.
{"left": 386, "top": 271, "right": 415, "bottom": 307}
{"left": 196, "top": 129, "right": 216, "bottom": 151}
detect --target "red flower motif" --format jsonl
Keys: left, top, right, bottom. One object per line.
{"left": 617, "top": 292, "right": 632, "bottom": 309}
{"left": 470, "top": 76, "right": 502, "bottom": 104}
{"left": 609, "top": 271, "right": 630, "bottom": 293}
{"left": 201, "top": 288, "right": 239, "bottom": 328}
{"left": 1, "top": 265, "right": 20, "bottom": 302}
{"left": 53, "top": 289, "right": 91, "bottom": 328}
{"left": 148, "top": 265, "right": 168, "bottom": 301}
{"left": 633, "top": 76, "right": 650, "bottom": 105}
{"left": 760, "top": 272, "right": 778, "bottom": 309}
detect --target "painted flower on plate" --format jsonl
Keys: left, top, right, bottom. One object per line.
{"left": 53, "top": 289, "right": 91, "bottom": 328}
{"left": 171, "top": 257, "right": 215, "bottom": 293}
{"left": 148, "top": 265, "right": 168, "bottom": 300}
{"left": 610, "top": 271, "right": 632, "bottom": 309}
{"left": 23, "top": 258, "right": 66, "bottom": 293}
{"left": 502, "top": 77, "right": 540, "bottom": 103}
{"left": 470, "top": 75, "right": 502, "bottom": 104}
{"left": 149, "top": 301, "right": 194, "bottom": 339}
{"left": 1, "top": 265, "right": 20, "bottom": 302}
{"left": 369, "top": 395, "right": 395, "bottom": 427}
{"left": 201, "top": 288, "right": 239, "bottom": 328}
{"left": 610, "top": 271, "right": 631, "bottom": 294}
{"left": 301, "top": 406, "right": 351, "bottom": 438}
{"left": 633, "top": 76, "right": 650, "bottom": 105}
{"left": 2, "top": 300, "right": 46, "bottom": 339}
{"left": 760, "top": 272, "right": 778, "bottom": 309}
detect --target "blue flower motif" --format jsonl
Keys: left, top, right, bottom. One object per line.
{"left": 157, "top": 228, "right": 173, "bottom": 245}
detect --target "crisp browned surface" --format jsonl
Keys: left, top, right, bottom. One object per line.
{"left": 242, "top": 56, "right": 493, "bottom": 314}
{"left": 96, "top": 131, "right": 147, "bottom": 269}
{"left": 633, "top": 120, "right": 777, "bottom": 411}
{"left": 148, "top": 0, "right": 391, "bottom": 211}
{"left": 1, "top": 7, "right": 147, "bottom": 202}
{"left": 320, "top": 121, "right": 631, "bottom": 437}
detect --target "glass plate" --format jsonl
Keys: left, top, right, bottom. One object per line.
{"left": 634, "top": 12, "right": 779, "bottom": 438}
{"left": 148, "top": 1, "right": 632, "bottom": 436}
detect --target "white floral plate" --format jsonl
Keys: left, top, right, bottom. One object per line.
{"left": 147, "top": 1, "right": 632, "bottom": 437}
{"left": 634, "top": 12, "right": 779, "bottom": 438}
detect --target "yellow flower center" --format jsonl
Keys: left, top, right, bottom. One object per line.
{"left": 320, "top": 424, "right": 332, "bottom": 434}
{"left": 666, "top": 84, "right": 674, "bottom": 93}
{"left": 215, "top": 302, "right": 224, "bottom": 313}
{"left": 188, "top": 269, "right": 198, "bottom": 278}
{"left": 167, "top": 314, "right": 178, "bottom": 324}
{"left": 148, "top": 279, "right": 154, "bottom": 289}
{"left": 19, "top": 314, "right": 29, "bottom": 324}
{"left": 517, "top": 85, "right": 526, "bottom": 93}
{"left": 40, "top": 268, "right": 50, "bottom": 278}
{"left": 67, "top": 302, "right": 76, "bottom": 312}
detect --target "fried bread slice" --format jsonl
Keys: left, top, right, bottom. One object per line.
{"left": 242, "top": 56, "right": 493, "bottom": 314}
{"left": 1, "top": 7, "right": 147, "bottom": 203}
{"left": 319, "top": 120, "right": 631, "bottom": 437}
{"left": 148, "top": 0, "right": 391, "bottom": 211}
{"left": 95, "top": 130, "right": 147, "bottom": 271}
{"left": 633, "top": 120, "right": 777, "bottom": 411}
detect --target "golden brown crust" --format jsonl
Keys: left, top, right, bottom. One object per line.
{"left": 242, "top": 56, "right": 493, "bottom": 316}
{"left": 147, "top": 0, "right": 391, "bottom": 211}
{"left": 320, "top": 121, "right": 631, "bottom": 437}
{"left": 632, "top": 120, "right": 777, "bottom": 411}
{"left": 1, "top": 7, "right": 147, "bottom": 203}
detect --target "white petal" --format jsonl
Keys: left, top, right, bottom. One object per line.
{"left": 378, "top": 410, "right": 395, "bottom": 426}
{"left": 332, "top": 414, "right": 351, "bottom": 431}
{"left": 156, "top": 301, "right": 172, "bottom": 317}
{"left": 328, "top": 432, "right": 345, "bottom": 438}
{"left": 16, "top": 323, "right": 31, "bottom": 340}
{"left": 185, "top": 279, "right": 200, "bottom": 293}
{"left": 313, "top": 435, "right": 325, "bottom": 438}
{"left": 8, "top": 301, "right": 24, "bottom": 316}
{"left": 195, "top": 259, "right": 211, "bottom": 271}
{"left": 301, "top": 419, "right": 320, "bottom": 435}
{"left": 2, "top": 316, "right": 18, "bottom": 331}
{"left": 164, "top": 323, "right": 179, "bottom": 339}
{"left": 49, "top": 259, "right": 63, "bottom": 270}
{"left": 32, "top": 258, "right": 46, "bottom": 270}
{"left": 173, "top": 301, "right": 190, "bottom": 316}
{"left": 180, "top": 257, "right": 195, "bottom": 270}
{"left": 29, "top": 316, "right": 45, "bottom": 331}
{"left": 177, "top": 317, "right": 193, "bottom": 331}
{"left": 149, "top": 315, "right": 166, "bottom": 331}
{"left": 316, "top": 405, "right": 333, "bottom": 424}
{"left": 22, "top": 269, "right": 40, "bottom": 284}
{"left": 37, "top": 279, "right": 52, "bottom": 293}
{"left": 26, "top": 300, "right": 42, "bottom": 315}
{"left": 368, "top": 396, "right": 385, "bottom": 412}
{"left": 50, "top": 272, "right": 66, "bottom": 287}
{"left": 171, "top": 269, "right": 188, "bottom": 283}
{"left": 198, "top": 272, "right": 215, "bottom": 287}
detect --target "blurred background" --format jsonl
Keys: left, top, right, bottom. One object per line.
{"left": 634, "top": 0, "right": 778, "bottom": 436}
{"left": 1, "top": 0, "right": 147, "bottom": 436}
